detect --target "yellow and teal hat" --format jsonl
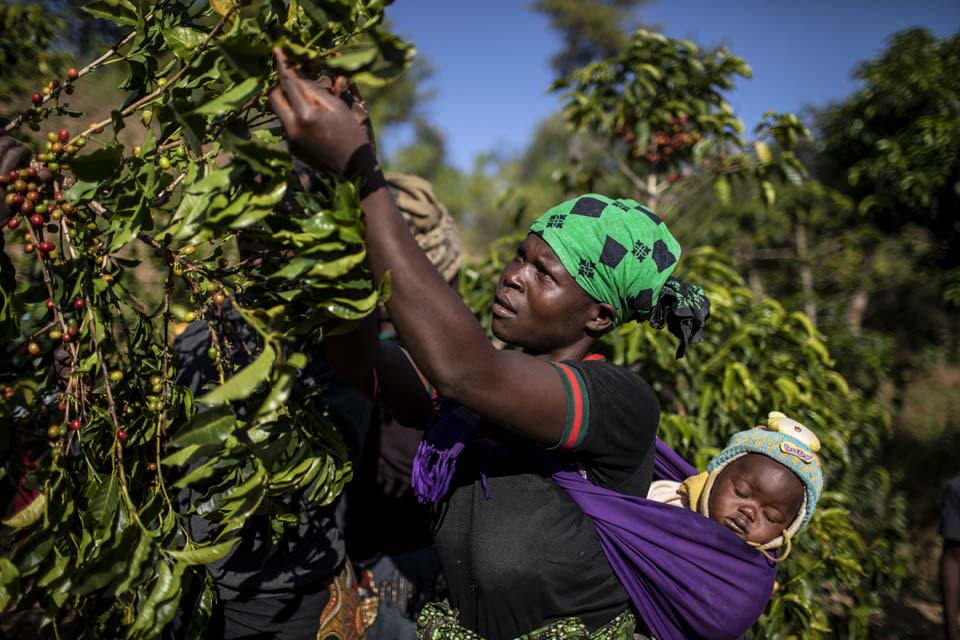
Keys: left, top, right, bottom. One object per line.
{"left": 703, "top": 411, "right": 825, "bottom": 551}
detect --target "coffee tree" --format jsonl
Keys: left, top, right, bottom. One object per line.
{"left": 0, "top": 0, "right": 411, "bottom": 636}
{"left": 552, "top": 29, "right": 809, "bottom": 211}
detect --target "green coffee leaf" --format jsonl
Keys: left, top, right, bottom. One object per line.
{"left": 3, "top": 493, "right": 46, "bottom": 529}
{"left": 165, "top": 538, "right": 239, "bottom": 565}
{"left": 71, "top": 526, "right": 139, "bottom": 595}
{"left": 192, "top": 77, "right": 261, "bottom": 116}
{"left": 168, "top": 405, "right": 239, "bottom": 448}
{"left": 81, "top": 0, "right": 138, "bottom": 26}
{"left": 89, "top": 476, "right": 119, "bottom": 528}
{"left": 0, "top": 557, "right": 20, "bottom": 610}
{"left": 162, "top": 26, "right": 205, "bottom": 60}
{"left": 199, "top": 346, "right": 276, "bottom": 406}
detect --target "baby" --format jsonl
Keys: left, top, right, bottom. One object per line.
{"left": 648, "top": 411, "right": 824, "bottom": 561}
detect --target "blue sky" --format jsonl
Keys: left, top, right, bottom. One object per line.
{"left": 381, "top": 0, "right": 960, "bottom": 171}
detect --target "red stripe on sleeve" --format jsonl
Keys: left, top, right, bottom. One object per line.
{"left": 556, "top": 363, "right": 585, "bottom": 450}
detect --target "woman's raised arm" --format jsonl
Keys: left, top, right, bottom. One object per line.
{"left": 269, "top": 49, "right": 584, "bottom": 446}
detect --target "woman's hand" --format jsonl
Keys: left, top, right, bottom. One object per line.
{"left": 0, "top": 136, "right": 32, "bottom": 227}
{"left": 269, "top": 48, "right": 378, "bottom": 181}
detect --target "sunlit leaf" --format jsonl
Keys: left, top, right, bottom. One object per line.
{"left": 2, "top": 493, "right": 46, "bottom": 529}
{"left": 191, "top": 77, "right": 261, "bottom": 116}
{"left": 165, "top": 538, "right": 239, "bottom": 565}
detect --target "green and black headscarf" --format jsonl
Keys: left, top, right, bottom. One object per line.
{"left": 528, "top": 194, "right": 709, "bottom": 358}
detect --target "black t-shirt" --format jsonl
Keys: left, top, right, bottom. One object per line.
{"left": 431, "top": 359, "right": 659, "bottom": 639}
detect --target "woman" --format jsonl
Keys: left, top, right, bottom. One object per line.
{"left": 269, "top": 50, "right": 708, "bottom": 640}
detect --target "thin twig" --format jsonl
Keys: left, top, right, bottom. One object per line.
{"left": 3, "top": 28, "right": 140, "bottom": 133}
{"left": 68, "top": 8, "right": 236, "bottom": 146}
{"left": 614, "top": 155, "right": 650, "bottom": 197}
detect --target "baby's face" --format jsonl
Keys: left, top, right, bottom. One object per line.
{"left": 707, "top": 453, "right": 805, "bottom": 545}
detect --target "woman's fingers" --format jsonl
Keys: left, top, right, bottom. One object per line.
{"left": 268, "top": 86, "right": 296, "bottom": 131}
{"left": 0, "top": 136, "right": 17, "bottom": 159}
{"left": 333, "top": 75, "right": 349, "bottom": 98}
{"left": 272, "top": 47, "right": 313, "bottom": 115}
{"left": 273, "top": 48, "right": 345, "bottom": 117}
{"left": 0, "top": 144, "right": 30, "bottom": 173}
{"left": 316, "top": 75, "right": 335, "bottom": 92}
{"left": 347, "top": 81, "right": 366, "bottom": 107}
{"left": 299, "top": 77, "right": 343, "bottom": 113}
{"left": 0, "top": 139, "right": 30, "bottom": 175}
{"left": 269, "top": 48, "right": 377, "bottom": 176}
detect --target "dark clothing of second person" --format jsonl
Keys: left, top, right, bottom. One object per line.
{"left": 346, "top": 333, "right": 443, "bottom": 639}
{"left": 944, "top": 476, "right": 960, "bottom": 543}
{"left": 430, "top": 358, "right": 659, "bottom": 639}
{"left": 172, "top": 313, "right": 372, "bottom": 638}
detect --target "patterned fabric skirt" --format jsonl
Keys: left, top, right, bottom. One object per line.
{"left": 416, "top": 602, "right": 636, "bottom": 640}
{"left": 316, "top": 560, "right": 374, "bottom": 640}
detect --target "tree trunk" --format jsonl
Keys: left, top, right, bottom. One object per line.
{"left": 647, "top": 172, "right": 659, "bottom": 210}
{"left": 566, "top": 133, "right": 584, "bottom": 199}
{"left": 748, "top": 269, "right": 766, "bottom": 300}
{"left": 795, "top": 221, "right": 817, "bottom": 328}
{"left": 846, "top": 289, "right": 869, "bottom": 335}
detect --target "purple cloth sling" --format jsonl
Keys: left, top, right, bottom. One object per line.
{"left": 412, "top": 411, "right": 777, "bottom": 640}
{"left": 552, "top": 438, "right": 777, "bottom": 640}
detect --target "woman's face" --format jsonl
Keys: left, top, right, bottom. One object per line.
{"left": 491, "top": 234, "right": 597, "bottom": 356}
{"left": 707, "top": 453, "right": 805, "bottom": 545}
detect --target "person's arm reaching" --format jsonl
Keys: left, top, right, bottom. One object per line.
{"left": 322, "top": 314, "right": 434, "bottom": 429}
{"left": 268, "top": 50, "right": 599, "bottom": 446}
{"left": 945, "top": 540, "right": 960, "bottom": 640}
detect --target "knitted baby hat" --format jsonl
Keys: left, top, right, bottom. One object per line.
{"left": 701, "top": 411, "right": 825, "bottom": 552}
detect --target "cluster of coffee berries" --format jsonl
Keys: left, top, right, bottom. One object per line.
{"left": 31, "top": 68, "right": 81, "bottom": 107}
{"left": 35, "top": 129, "right": 85, "bottom": 173}
{"left": 615, "top": 116, "right": 703, "bottom": 167}
{"left": 51, "top": 304, "right": 83, "bottom": 344}
{"left": 2, "top": 166, "right": 65, "bottom": 257}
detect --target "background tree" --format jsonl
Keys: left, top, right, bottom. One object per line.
{"left": 0, "top": 1, "right": 125, "bottom": 121}
{"left": 813, "top": 28, "right": 960, "bottom": 366}
{"left": 532, "top": 0, "right": 650, "bottom": 77}
{"left": 456, "top": 23, "right": 942, "bottom": 637}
